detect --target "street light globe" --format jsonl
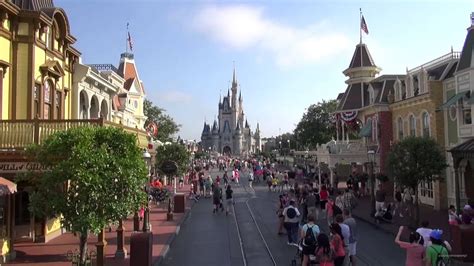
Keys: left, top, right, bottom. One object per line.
{"left": 143, "top": 150, "right": 151, "bottom": 159}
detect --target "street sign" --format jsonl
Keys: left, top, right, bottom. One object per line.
{"left": 161, "top": 161, "right": 178, "bottom": 175}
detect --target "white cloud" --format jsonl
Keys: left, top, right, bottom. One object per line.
{"left": 156, "top": 90, "right": 193, "bottom": 104}
{"left": 192, "top": 5, "right": 351, "bottom": 67}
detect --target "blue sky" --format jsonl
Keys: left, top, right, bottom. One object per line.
{"left": 57, "top": 0, "right": 472, "bottom": 140}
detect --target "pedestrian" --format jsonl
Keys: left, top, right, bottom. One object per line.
{"left": 394, "top": 225, "right": 425, "bottom": 266}
{"left": 300, "top": 214, "right": 320, "bottom": 266}
{"left": 212, "top": 185, "right": 221, "bottom": 214}
{"left": 329, "top": 223, "right": 346, "bottom": 266}
{"left": 425, "top": 230, "right": 449, "bottom": 266}
{"left": 448, "top": 205, "right": 461, "bottom": 225}
{"left": 283, "top": 199, "right": 300, "bottom": 246}
{"left": 335, "top": 214, "right": 350, "bottom": 265}
{"left": 343, "top": 209, "right": 358, "bottom": 266}
{"left": 248, "top": 171, "right": 254, "bottom": 188}
{"left": 179, "top": 175, "right": 184, "bottom": 188}
{"left": 320, "top": 185, "right": 329, "bottom": 217}
{"left": 199, "top": 174, "right": 205, "bottom": 197}
{"left": 277, "top": 194, "right": 288, "bottom": 235}
{"left": 326, "top": 198, "right": 335, "bottom": 226}
{"left": 416, "top": 221, "right": 432, "bottom": 247}
{"left": 223, "top": 171, "right": 229, "bottom": 187}
{"left": 403, "top": 188, "right": 413, "bottom": 218}
{"left": 375, "top": 184, "right": 386, "bottom": 217}
{"left": 306, "top": 189, "right": 317, "bottom": 220}
{"left": 225, "top": 185, "right": 233, "bottom": 216}
{"left": 394, "top": 187, "right": 403, "bottom": 217}
{"left": 315, "top": 233, "right": 335, "bottom": 266}
{"left": 342, "top": 188, "right": 357, "bottom": 211}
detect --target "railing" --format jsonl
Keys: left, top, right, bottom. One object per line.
{"left": 408, "top": 51, "right": 461, "bottom": 73}
{"left": 0, "top": 118, "right": 149, "bottom": 150}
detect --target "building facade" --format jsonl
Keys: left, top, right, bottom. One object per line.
{"left": 201, "top": 69, "right": 261, "bottom": 156}
{"left": 442, "top": 18, "right": 474, "bottom": 210}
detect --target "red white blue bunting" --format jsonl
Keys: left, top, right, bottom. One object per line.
{"left": 340, "top": 111, "right": 358, "bottom": 122}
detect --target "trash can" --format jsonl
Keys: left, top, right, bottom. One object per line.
{"left": 130, "top": 232, "right": 153, "bottom": 266}
{"left": 174, "top": 193, "right": 185, "bottom": 213}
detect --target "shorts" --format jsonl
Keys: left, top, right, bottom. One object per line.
{"left": 348, "top": 242, "right": 357, "bottom": 256}
{"left": 226, "top": 198, "right": 233, "bottom": 206}
{"left": 302, "top": 245, "right": 316, "bottom": 255}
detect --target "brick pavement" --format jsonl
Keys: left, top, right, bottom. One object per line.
{"left": 8, "top": 184, "right": 193, "bottom": 266}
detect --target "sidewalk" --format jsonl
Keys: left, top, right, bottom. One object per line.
{"left": 351, "top": 196, "right": 450, "bottom": 239}
{"left": 8, "top": 184, "right": 193, "bottom": 266}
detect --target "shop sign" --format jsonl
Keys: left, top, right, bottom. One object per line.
{"left": 0, "top": 162, "right": 52, "bottom": 173}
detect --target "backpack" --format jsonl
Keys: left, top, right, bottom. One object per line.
{"left": 430, "top": 245, "right": 449, "bottom": 266}
{"left": 286, "top": 207, "right": 297, "bottom": 219}
{"left": 303, "top": 225, "right": 317, "bottom": 247}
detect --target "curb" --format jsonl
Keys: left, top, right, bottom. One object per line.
{"left": 154, "top": 201, "right": 194, "bottom": 266}
{"left": 352, "top": 212, "right": 397, "bottom": 236}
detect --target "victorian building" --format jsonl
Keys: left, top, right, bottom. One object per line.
{"left": 201, "top": 68, "right": 261, "bottom": 156}
{"left": 442, "top": 16, "right": 474, "bottom": 210}
{"left": 0, "top": 0, "right": 148, "bottom": 262}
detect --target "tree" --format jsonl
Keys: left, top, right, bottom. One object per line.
{"left": 387, "top": 136, "right": 447, "bottom": 226}
{"left": 294, "top": 100, "right": 338, "bottom": 149}
{"left": 27, "top": 127, "right": 148, "bottom": 265}
{"left": 155, "top": 142, "right": 191, "bottom": 177}
{"left": 144, "top": 99, "right": 180, "bottom": 142}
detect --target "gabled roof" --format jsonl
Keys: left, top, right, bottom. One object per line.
{"left": 444, "top": 62, "right": 458, "bottom": 80}
{"left": 457, "top": 26, "right": 474, "bottom": 73}
{"left": 348, "top": 43, "right": 376, "bottom": 69}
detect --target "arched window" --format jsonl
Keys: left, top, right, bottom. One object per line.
{"left": 422, "top": 112, "right": 430, "bottom": 137}
{"left": 55, "top": 91, "right": 62, "bottom": 119}
{"left": 397, "top": 117, "right": 404, "bottom": 140}
{"left": 409, "top": 115, "right": 416, "bottom": 136}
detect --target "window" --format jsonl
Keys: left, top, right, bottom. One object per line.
{"left": 420, "top": 181, "right": 433, "bottom": 199}
{"left": 422, "top": 112, "right": 430, "bottom": 137}
{"left": 43, "top": 80, "right": 52, "bottom": 119}
{"left": 34, "top": 84, "right": 40, "bottom": 118}
{"left": 394, "top": 80, "right": 401, "bottom": 101}
{"left": 409, "top": 115, "right": 416, "bottom": 136}
{"left": 462, "top": 96, "right": 472, "bottom": 125}
{"left": 55, "top": 91, "right": 61, "bottom": 119}
{"left": 397, "top": 117, "right": 404, "bottom": 140}
{"left": 413, "top": 76, "right": 419, "bottom": 96}
{"left": 134, "top": 100, "right": 138, "bottom": 108}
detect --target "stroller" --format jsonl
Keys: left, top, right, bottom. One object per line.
{"left": 291, "top": 240, "right": 318, "bottom": 266}
{"left": 375, "top": 203, "right": 394, "bottom": 223}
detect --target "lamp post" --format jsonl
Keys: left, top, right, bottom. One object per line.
{"left": 367, "top": 149, "right": 376, "bottom": 217}
{"left": 142, "top": 149, "right": 152, "bottom": 232}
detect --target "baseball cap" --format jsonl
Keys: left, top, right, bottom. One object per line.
{"left": 430, "top": 229, "right": 443, "bottom": 240}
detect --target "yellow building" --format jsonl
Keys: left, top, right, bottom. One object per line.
{"left": 389, "top": 51, "right": 459, "bottom": 209}
{"left": 0, "top": 0, "right": 148, "bottom": 262}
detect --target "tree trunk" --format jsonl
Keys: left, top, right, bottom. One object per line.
{"left": 414, "top": 187, "right": 420, "bottom": 228}
{"left": 79, "top": 232, "right": 88, "bottom": 266}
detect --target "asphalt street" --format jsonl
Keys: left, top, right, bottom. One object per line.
{"left": 161, "top": 169, "right": 405, "bottom": 266}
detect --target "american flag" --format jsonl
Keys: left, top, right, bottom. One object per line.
{"left": 361, "top": 15, "right": 369, "bottom": 34}
{"left": 127, "top": 31, "right": 133, "bottom": 51}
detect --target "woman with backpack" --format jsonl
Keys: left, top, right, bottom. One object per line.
{"left": 394, "top": 225, "right": 425, "bottom": 266}
{"left": 300, "top": 214, "right": 320, "bottom": 266}
{"left": 315, "top": 233, "right": 335, "bottom": 266}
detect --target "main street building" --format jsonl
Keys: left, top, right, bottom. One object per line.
{"left": 201, "top": 69, "right": 261, "bottom": 156}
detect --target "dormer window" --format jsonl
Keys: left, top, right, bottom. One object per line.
{"left": 413, "top": 75, "right": 419, "bottom": 96}
{"left": 394, "top": 79, "right": 402, "bottom": 101}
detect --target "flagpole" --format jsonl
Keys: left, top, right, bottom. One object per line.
{"left": 359, "top": 8, "right": 362, "bottom": 44}
{"left": 126, "top": 23, "right": 129, "bottom": 53}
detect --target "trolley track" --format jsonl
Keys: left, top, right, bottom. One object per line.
{"left": 232, "top": 177, "right": 278, "bottom": 266}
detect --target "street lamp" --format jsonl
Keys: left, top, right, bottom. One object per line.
{"left": 367, "top": 149, "right": 376, "bottom": 217}
{"left": 142, "top": 149, "right": 152, "bottom": 232}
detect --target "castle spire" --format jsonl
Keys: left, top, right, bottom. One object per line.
{"left": 232, "top": 62, "right": 237, "bottom": 87}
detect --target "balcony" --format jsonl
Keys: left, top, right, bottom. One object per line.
{"left": 0, "top": 118, "right": 149, "bottom": 151}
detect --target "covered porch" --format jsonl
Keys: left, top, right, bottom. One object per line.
{"left": 449, "top": 138, "right": 474, "bottom": 210}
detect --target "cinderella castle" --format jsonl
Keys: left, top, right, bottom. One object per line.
{"left": 201, "top": 68, "right": 261, "bottom": 156}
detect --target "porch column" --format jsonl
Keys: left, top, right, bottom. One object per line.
{"left": 341, "top": 122, "right": 345, "bottom": 142}
{"left": 454, "top": 167, "right": 461, "bottom": 211}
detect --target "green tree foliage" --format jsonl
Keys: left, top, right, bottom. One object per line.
{"left": 144, "top": 99, "right": 180, "bottom": 142}
{"left": 27, "top": 127, "right": 148, "bottom": 265}
{"left": 155, "top": 142, "right": 191, "bottom": 176}
{"left": 387, "top": 136, "right": 447, "bottom": 225}
{"left": 294, "top": 100, "right": 338, "bottom": 149}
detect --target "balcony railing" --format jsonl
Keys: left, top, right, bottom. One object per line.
{"left": 0, "top": 118, "right": 149, "bottom": 150}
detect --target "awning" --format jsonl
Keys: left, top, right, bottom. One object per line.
{"left": 359, "top": 122, "right": 372, "bottom": 137}
{"left": 439, "top": 91, "right": 469, "bottom": 109}
{"left": 0, "top": 177, "right": 17, "bottom": 196}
